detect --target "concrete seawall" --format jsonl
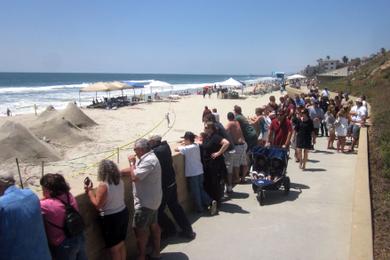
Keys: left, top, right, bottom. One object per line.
{"left": 349, "top": 127, "right": 373, "bottom": 260}
{"left": 287, "top": 86, "right": 373, "bottom": 260}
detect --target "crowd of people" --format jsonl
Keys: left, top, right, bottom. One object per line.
{"left": 0, "top": 84, "right": 368, "bottom": 260}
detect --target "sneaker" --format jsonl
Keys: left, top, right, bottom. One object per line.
{"left": 209, "top": 200, "right": 218, "bottom": 216}
{"left": 227, "top": 185, "right": 233, "bottom": 194}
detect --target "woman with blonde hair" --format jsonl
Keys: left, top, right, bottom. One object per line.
{"left": 85, "top": 160, "right": 129, "bottom": 260}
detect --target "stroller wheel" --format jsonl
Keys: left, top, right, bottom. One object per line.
{"left": 283, "top": 177, "right": 290, "bottom": 196}
{"left": 252, "top": 183, "right": 257, "bottom": 193}
{"left": 257, "top": 190, "right": 265, "bottom": 206}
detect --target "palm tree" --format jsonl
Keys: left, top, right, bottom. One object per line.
{"left": 342, "top": 56, "right": 349, "bottom": 64}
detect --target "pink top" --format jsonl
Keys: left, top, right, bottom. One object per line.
{"left": 40, "top": 193, "right": 79, "bottom": 246}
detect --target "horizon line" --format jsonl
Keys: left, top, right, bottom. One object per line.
{"left": 0, "top": 71, "right": 279, "bottom": 76}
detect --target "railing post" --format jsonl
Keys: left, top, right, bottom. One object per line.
{"left": 15, "top": 158, "right": 23, "bottom": 189}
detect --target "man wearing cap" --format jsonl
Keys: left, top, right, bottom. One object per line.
{"left": 0, "top": 171, "right": 51, "bottom": 260}
{"left": 349, "top": 98, "right": 367, "bottom": 152}
{"left": 148, "top": 134, "right": 195, "bottom": 240}
{"left": 308, "top": 100, "right": 325, "bottom": 145}
{"left": 122, "top": 138, "right": 162, "bottom": 260}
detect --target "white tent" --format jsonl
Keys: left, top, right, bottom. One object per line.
{"left": 145, "top": 80, "right": 173, "bottom": 94}
{"left": 218, "top": 77, "right": 243, "bottom": 87}
{"left": 287, "top": 74, "right": 306, "bottom": 80}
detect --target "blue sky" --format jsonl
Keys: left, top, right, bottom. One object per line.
{"left": 0, "top": 0, "right": 389, "bottom": 74}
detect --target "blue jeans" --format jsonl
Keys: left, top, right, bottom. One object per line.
{"left": 187, "top": 174, "right": 212, "bottom": 212}
{"left": 51, "top": 234, "right": 87, "bottom": 260}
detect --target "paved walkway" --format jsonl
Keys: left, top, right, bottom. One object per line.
{"left": 161, "top": 136, "right": 357, "bottom": 260}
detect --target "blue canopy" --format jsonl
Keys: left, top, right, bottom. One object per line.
{"left": 122, "top": 81, "right": 149, "bottom": 88}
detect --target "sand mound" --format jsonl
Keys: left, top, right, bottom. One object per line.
{"left": 61, "top": 103, "right": 97, "bottom": 128}
{"left": 0, "top": 121, "right": 61, "bottom": 162}
{"left": 30, "top": 117, "right": 92, "bottom": 146}
{"left": 38, "top": 105, "right": 59, "bottom": 120}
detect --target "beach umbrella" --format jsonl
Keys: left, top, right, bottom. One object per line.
{"left": 109, "top": 81, "right": 129, "bottom": 90}
{"left": 80, "top": 82, "right": 113, "bottom": 92}
{"left": 108, "top": 81, "right": 132, "bottom": 96}
{"left": 79, "top": 81, "right": 123, "bottom": 105}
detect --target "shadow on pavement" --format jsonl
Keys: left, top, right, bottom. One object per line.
{"left": 307, "top": 159, "right": 320, "bottom": 163}
{"left": 290, "top": 182, "right": 310, "bottom": 190}
{"left": 261, "top": 190, "right": 301, "bottom": 206}
{"left": 303, "top": 168, "right": 326, "bottom": 172}
{"left": 312, "top": 149, "right": 334, "bottom": 154}
{"left": 228, "top": 191, "right": 249, "bottom": 199}
{"left": 161, "top": 235, "right": 197, "bottom": 247}
{"left": 161, "top": 252, "right": 189, "bottom": 259}
{"left": 218, "top": 202, "right": 250, "bottom": 214}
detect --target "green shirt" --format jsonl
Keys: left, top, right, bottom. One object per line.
{"left": 235, "top": 114, "right": 258, "bottom": 148}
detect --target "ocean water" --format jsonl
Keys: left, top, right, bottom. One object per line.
{"left": 0, "top": 72, "right": 270, "bottom": 116}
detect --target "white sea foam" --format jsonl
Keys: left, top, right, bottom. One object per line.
{"left": 0, "top": 83, "right": 90, "bottom": 94}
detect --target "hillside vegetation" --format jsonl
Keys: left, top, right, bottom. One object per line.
{"left": 320, "top": 52, "right": 390, "bottom": 259}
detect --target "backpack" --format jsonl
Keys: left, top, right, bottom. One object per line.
{"left": 46, "top": 193, "right": 85, "bottom": 237}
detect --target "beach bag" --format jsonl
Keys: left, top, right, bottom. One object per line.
{"left": 62, "top": 195, "right": 85, "bottom": 237}
{"left": 46, "top": 193, "right": 85, "bottom": 237}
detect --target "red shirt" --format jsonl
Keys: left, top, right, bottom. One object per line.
{"left": 269, "top": 118, "right": 292, "bottom": 147}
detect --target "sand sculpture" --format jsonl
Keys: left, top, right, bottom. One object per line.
{"left": 0, "top": 121, "right": 61, "bottom": 162}
{"left": 61, "top": 102, "right": 97, "bottom": 128}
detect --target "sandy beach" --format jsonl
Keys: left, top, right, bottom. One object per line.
{"left": 0, "top": 88, "right": 283, "bottom": 194}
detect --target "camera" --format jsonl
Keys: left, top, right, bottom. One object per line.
{"left": 84, "top": 177, "right": 91, "bottom": 187}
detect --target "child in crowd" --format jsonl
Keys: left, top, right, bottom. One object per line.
{"left": 175, "top": 131, "right": 217, "bottom": 215}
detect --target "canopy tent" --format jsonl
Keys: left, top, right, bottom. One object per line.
{"left": 218, "top": 77, "right": 244, "bottom": 87}
{"left": 123, "top": 80, "right": 151, "bottom": 88}
{"left": 145, "top": 80, "right": 173, "bottom": 94}
{"left": 287, "top": 74, "right": 306, "bottom": 80}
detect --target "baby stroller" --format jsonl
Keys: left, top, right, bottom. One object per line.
{"left": 250, "top": 146, "right": 290, "bottom": 206}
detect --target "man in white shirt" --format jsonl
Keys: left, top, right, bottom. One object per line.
{"left": 122, "top": 138, "right": 162, "bottom": 260}
{"left": 321, "top": 87, "right": 330, "bottom": 98}
{"left": 349, "top": 98, "right": 367, "bottom": 152}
